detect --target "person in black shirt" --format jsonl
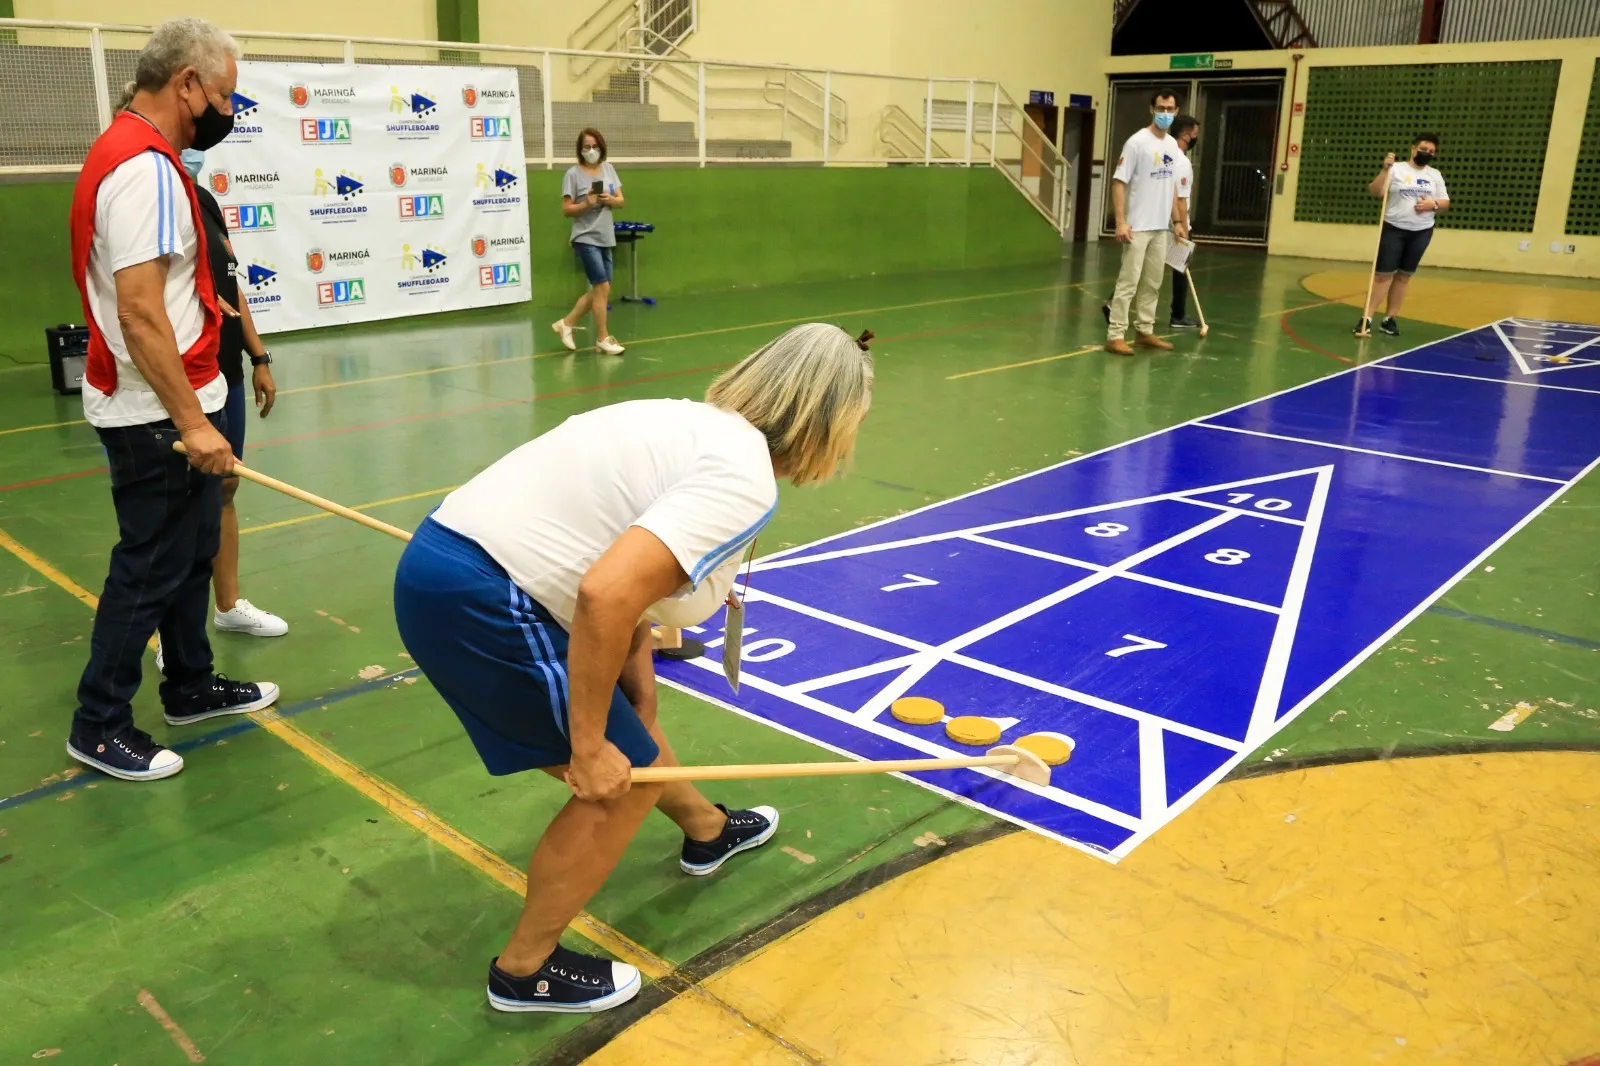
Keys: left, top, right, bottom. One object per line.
{"left": 168, "top": 147, "right": 288, "bottom": 650}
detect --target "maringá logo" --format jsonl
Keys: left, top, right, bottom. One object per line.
{"left": 474, "top": 234, "right": 526, "bottom": 259}
{"left": 305, "top": 247, "right": 371, "bottom": 274}
{"left": 388, "top": 163, "right": 449, "bottom": 188}
{"left": 210, "top": 171, "right": 230, "bottom": 196}
{"left": 471, "top": 234, "right": 487, "bottom": 257}
{"left": 292, "top": 83, "right": 355, "bottom": 108}
{"left": 462, "top": 85, "right": 478, "bottom": 108}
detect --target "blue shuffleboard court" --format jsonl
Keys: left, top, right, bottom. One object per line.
{"left": 656, "top": 319, "right": 1600, "bottom": 860}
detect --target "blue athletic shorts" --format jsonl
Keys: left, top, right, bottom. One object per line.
{"left": 222, "top": 379, "right": 246, "bottom": 460}
{"left": 393, "top": 516, "right": 660, "bottom": 776}
{"left": 573, "top": 241, "right": 614, "bottom": 286}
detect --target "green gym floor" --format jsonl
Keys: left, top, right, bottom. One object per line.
{"left": 2, "top": 244, "right": 1597, "bottom": 1065}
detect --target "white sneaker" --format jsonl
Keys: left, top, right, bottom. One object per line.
{"left": 214, "top": 599, "right": 289, "bottom": 637}
{"left": 596, "top": 336, "right": 626, "bottom": 356}
{"left": 552, "top": 319, "right": 576, "bottom": 351}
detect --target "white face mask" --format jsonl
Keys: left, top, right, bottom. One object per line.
{"left": 582, "top": 148, "right": 601, "bottom": 165}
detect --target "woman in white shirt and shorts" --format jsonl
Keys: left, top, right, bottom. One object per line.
{"left": 1358, "top": 133, "right": 1450, "bottom": 337}
{"left": 393, "top": 323, "right": 875, "bottom": 1014}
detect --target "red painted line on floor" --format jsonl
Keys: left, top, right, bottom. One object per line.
{"left": 1281, "top": 305, "right": 1354, "bottom": 365}
{"left": 0, "top": 467, "right": 110, "bottom": 494}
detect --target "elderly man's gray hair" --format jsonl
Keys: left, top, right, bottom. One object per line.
{"left": 133, "top": 17, "right": 241, "bottom": 91}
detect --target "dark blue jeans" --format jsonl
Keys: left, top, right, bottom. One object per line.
{"left": 72, "top": 411, "right": 225, "bottom": 739}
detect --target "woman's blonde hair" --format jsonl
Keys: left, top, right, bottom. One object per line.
{"left": 707, "top": 323, "right": 874, "bottom": 487}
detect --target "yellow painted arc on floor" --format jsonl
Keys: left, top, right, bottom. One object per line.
{"left": 0, "top": 522, "right": 668, "bottom": 980}
{"left": 591, "top": 751, "right": 1600, "bottom": 1066}
{"left": 0, "top": 281, "right": 1084, "bottom": 437}
{"left": 1300, "top": 270, "right": 1600, "bottom": 330}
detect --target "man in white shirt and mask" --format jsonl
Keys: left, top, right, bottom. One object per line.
{"left": 1106, "top": 90, "right": 1189, "bottom": 356}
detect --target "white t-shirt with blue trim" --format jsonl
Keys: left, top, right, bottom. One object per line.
{"left": 433, "top": 398, "right": 778, "bottom": 631}
{"left": 83, "top": 150, "right": 227, "bottom": 428}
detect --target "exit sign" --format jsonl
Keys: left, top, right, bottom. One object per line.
{"left": 1170, "top": 53, "right": 1214, "bottom": 70}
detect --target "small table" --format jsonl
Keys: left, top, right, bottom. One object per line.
{"left": 613, "top": 221, "right": 656, "bottom": 306}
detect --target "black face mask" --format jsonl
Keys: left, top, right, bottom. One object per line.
{"left": 1413, "top": 150, "right": 1435, "bottom": 166}
{"left": 186, "top": 81, "right": 235, "bottom": 152}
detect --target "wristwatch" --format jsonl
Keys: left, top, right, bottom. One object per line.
{"left": 250, "top": 349, "right": 272, "bottom": 367}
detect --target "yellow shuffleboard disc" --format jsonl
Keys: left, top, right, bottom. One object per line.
{"left": 1015, "top": 733, "right": 1075, "bottom": 766}
{"left": 890, "top": 696, "right": 946, "bottom": 725}
{"left": 945, "top": 715, "right": 1002, "bottom": 746}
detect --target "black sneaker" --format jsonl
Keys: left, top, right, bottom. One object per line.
{"left": 67, "top": 727, "right": 184, "bottom": 781}
{"left": 486, "top": 945, "right": 641, "bottom": 1013}
{"left": 1169, "top": 316, "right": 1201, "bottom": 330}
{"left": 1352, "top": 317, "right": 1372, "bottom": 336}
{"left": 164, "top": 675, "right": 279, "bottom": 726}
{"left": 1100, "top": 302, "right": 1111, "bottom": 323}
{"left": 1379, "top": 316, "right": 1400, "bottom": 336}
{"left": 680, "top": 804, "right": 779, "bottom": 876}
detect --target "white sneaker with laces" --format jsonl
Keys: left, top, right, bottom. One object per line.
{"left": 552, "top": 319, "right": 577, "bottom": 351}
{"left": 596, "top": 336, "right": 626, "bottom": 356}
{"left": 214, "top": 599, "right": 289, "bottom": 637}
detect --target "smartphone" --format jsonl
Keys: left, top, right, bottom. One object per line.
{"left": 591, "top": 180, "right": 604, "bottom": 198}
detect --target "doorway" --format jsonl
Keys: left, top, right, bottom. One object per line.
{"left": 1102, "top": 73, "right": 1282, "bottom": 244}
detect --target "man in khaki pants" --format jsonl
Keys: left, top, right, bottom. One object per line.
{"left": 1106, "top": 89, "right": 1189, "bottom": 356}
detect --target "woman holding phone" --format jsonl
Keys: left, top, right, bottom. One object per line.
{"left": 553, "top": 128, "right": 626, "bottom": 355}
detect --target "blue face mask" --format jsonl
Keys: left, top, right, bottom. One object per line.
{"left": 1153, "top": 112, "right": 1176, "bottom": 131}
{"left": 180, "top": 148, "right": 204, "bottom": 180}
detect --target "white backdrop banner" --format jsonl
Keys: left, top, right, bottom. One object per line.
{"left": 199, "top": 61, "right": 532, "bottom": 334}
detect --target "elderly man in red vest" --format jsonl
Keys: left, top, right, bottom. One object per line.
{"left": 68, "top": 16, "right": 278, "bottom": 782}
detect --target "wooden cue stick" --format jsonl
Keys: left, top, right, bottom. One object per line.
{"left": 172, "top": 442, "right": 413, "bottom": 542}
{"left": 1355, "top": 160, "right": 1393, "bottom": 337}
{"left": 632, "top": 752, "right": 1023, "bottom": 783}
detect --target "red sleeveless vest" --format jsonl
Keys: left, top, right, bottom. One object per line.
{"left": 69, "top": 111, "right": 221, "bottom": 397}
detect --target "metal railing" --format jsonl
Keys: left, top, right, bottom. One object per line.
{"left": 0, "top": 17, "right": 1070, "bottom": 234}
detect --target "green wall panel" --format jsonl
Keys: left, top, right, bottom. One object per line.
{"left": 1566, "top": 59, "right": 1600, "bottom": 237}
{"left": 1297, "top": 60, "right": 1560, "bottom": 232}
{"left": 0, "top": 167, "right": 1059, "bottom": 366}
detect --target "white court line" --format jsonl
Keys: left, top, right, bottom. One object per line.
{"left": 961, "top": 533, "right": 1282, "bottom": 614}
{"left": 756, "top": 466, "right": 1332, "bottom": 574}
{"left": 657, "top": 674, "right": 1126, "bottom": 862}
{"left": 787, "top": 653, "right": 921, "bottom": 694}
{"left": 1375, "top": 365, "right": 1600, "bottom": 396}
{"left": 1193, "top": 422, "right": 1568, "bottom": 484}
{"left": 1139, "top": 719, "right": 1167, "bottom": 821}
{"left": 1107, "top": 450, "right": 1600, "bottom": 861}
{"left": 740, "top": 584, "right": 1247, "bottom": 751}
{"left": 1172, "top": 497, "right": 1305, "bottom": 526}
{"left": 1244, "top": 467, "right": 1332, "bottom": 747}
{"left": 665, "top": 655, "right": 1144, "bottom": 831}
{"left": 1492, "top": 319, "right": 1600, "bottom": 375}
{"left": 844, "top": 511, "right": 1239, "bottom": 727}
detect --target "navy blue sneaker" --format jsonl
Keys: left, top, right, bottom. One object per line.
{"left": 67, "top": 727, "right": 183, "bottom": 781}
{"left": 1380, "top": 316, "right": 1400, "bottom": 336}
{"left": 680, "top": 804, "right": 779, "bottom": 876}
{"left": 487, "top": 946, "right": 641, "bottom": 1013}
{"left": 163, "top": 675, "right": 279, "bottom": 727}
